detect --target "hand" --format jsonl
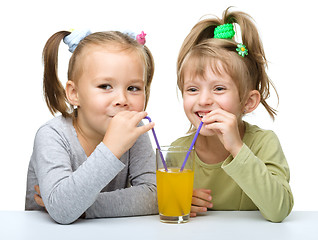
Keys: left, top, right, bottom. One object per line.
{"left": 34, "top": 185, "right": 45, "bottom": 208}
{"left": 103, "top": 111, "right": 154, "bottom": 159}
{"left": 202, "top": 108, "right": 243, "bottom": 157}
{"left": 191, "top": 189, "right": 213, "bottom": 217}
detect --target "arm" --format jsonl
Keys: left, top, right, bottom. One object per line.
{"left": 85, "top": 131, "right": 158, "bottom": 218}
{"left": 222, "top": 131, "right": 294, "bottom": 222}
{"left": 33, "top": 126, "right": 125, "bottom": 224}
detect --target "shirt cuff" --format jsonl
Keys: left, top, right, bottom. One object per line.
{"left": 221, "top": 143, "right": 252, "bottom": 174}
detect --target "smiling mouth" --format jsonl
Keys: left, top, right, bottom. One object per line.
{"left": 196, "top": 111, "right": 210, "bottom": 119}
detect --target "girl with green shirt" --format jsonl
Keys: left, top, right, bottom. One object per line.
{"left": 173, "top": 7, "right": 293, "bottom": 222}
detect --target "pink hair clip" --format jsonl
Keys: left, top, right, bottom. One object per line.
{"left": 136, "top": 31, "right": 146, "bottom": 45}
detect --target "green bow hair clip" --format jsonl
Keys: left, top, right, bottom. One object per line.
{"left": 214, "top": 23, "right": 235, "bottom": 39}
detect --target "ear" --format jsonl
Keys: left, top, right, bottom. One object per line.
{"left": 65, "top": 80, "right": 80, "bottom": 107}
{"left": 243, "top": 90, "right": 261, "bottom": 114}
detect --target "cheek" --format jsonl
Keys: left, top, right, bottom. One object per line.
{"left": 82, "top": 94, "right": 111, "bottom": 116}
{"left": 131, "top": 95, "right": 146, "bottom": 111}
{"left": 219, "top": 97, "right": 232, "bottom": 110}
{"left": 91, "top": 95, "right": 108, "bottom": 109}
{"left": 182, "top": 96, "right": 195, "bottom": 116}
{"left": 182, "top": 97, "right": 191, "bottom": 112}
{"left": 218, "top": 95, "right": 241, "bottom": 113}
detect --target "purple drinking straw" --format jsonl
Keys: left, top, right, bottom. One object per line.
{"left": 180, "top": 121, "right": 204, "bottom": 172}
{"left": 144, "top": 116, "right": 168, "bottom": 172}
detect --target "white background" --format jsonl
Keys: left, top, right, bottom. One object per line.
{"left": 0, "top": 0, "right": 317, "bottom": 211}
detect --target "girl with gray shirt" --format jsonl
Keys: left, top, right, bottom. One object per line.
{"left": 25, "top": 30, "right": 157, "bottom": 224}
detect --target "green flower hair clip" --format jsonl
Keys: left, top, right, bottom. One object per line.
{"left": 214, "top": 23, "right": 235, "bottom": 39}
{"left": 236, "top": 43, "right": 248, "bottom": 57}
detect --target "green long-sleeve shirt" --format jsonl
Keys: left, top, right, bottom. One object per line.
{"left": 171, "top": 122, "right": 293, "bottom": 222}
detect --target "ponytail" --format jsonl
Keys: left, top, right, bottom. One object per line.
{"left": 43, "top": 31, "right": 72, "bottom": 118}
{"left": 225, "top": 9, "right": 278, "bottom": 119}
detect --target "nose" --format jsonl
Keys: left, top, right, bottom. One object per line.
{"left": 114, "top": 90, "right": 128, "bottom": 107}
{"left": 198, "top": 89, "right": 213, "bottom": 106}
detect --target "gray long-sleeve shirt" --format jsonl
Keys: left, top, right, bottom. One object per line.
{"left": 25, "top": 116, "right": 158, "bottom": 224}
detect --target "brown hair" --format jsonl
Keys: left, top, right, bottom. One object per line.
{"left": 177, "top": 7, "right": 278, "bottom": 119}
{"left": 43, "top": 31, "right": 154, "bottom": 118}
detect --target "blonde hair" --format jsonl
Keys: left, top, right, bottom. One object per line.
{"left": 43, "top": 31, "right": 154, "bottom": 118}
{"left": 177, "top": 7, "right": 278, "bottom": 120}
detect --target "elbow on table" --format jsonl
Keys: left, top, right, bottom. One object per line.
{"left": 43, "top": 192, "right": 86, "bottom": 224}
{"left": 262, "top": 190, "right": 294, "bottom": 223}
{"left": 49, "top": 211, "right": 80, "bottom": 225}
{"left": 262, "top": 203, "right": 293, "bottom": 223}
{"left": 265, "top": 213, "right": 288, "bottom": 223}
{"left": 46, "top": 204, "right": 82, "bottom": 224}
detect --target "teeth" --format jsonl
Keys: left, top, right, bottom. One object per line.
{"left": 197, "top": 112, "right": 206, "bottom": 118}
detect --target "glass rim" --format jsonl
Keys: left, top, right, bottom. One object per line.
{"left": 156, "top": 146, "right": 194, "bottom": 153}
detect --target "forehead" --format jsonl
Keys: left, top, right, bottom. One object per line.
{"left": 76, "top": 44, "right": 144, "bottom": 81}
{"left": 183, "top": 56, "right": 232, "bottom": 83}
{"left": 81, "top": 44, "right": 144, "bottom": 69}
{"left": 81, "top": 43, "right": 140, "bottom": 59}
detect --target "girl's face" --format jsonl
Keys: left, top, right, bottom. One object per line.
{"left": 182, "top": 62, "right": 243, "bottom": 136}
{"left": 74, "top": 45, "right": 145, "bottom": 139}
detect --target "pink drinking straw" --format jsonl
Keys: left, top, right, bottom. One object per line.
{"left": 180, "top": 121, "right": 204, "bottom": 172}
{"left": 144, "top": 116, "right": 168, "bottom": 172}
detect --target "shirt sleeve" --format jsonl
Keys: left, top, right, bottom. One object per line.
{"left": 84, "top": 131, "right": 158, "bottom": 218}
{"left": 33, "top": 126, "right": 125, "bottom": 224}
{"left": 221, "top": 131, "right": 294, "bottom": 222}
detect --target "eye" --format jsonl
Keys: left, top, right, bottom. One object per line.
{"left": 98, "top": 84, "right": 112, "bottom": 90}
{"left": 214, "top": 86, "right": 226, "bottom": 92}
{"left": 186, "top": 87, "right": 198, "bottom": 93}
{"left": 127, "top": 86, "right": 141, "bottom": 92}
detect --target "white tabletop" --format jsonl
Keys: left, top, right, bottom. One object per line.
{"left": 1, "top": 211, "right": 317, "bottom": 240}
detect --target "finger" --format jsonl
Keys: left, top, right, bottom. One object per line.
{"left": 34, "top": 194, "right": 45, "bottom": 207}
{"left": 137, "top": 111, "right": 148, "bottom": 119}
{"left": 191, "top": 205, "right": 208, "bottom": 214}
{"left": 205, "top": 108, "right": 229, "bottom": 117}
{"left": 192, "top": 196, "right": 213, "bottom": 208}
{"left": 203, "top": 108, "right": 234, "bottom": 124}
{"left": 123, "top": 111, "right": 150, "bottom": 128}
{"left": 137, "top": 122, "right": 155, "bottom": 135}
{"left": 202, "top": 108, "right": 223, "bottom": 119}
{"left": 129, "top": 111, "right": 148, "bottom": 123}
{"left": 190, "top": 212, "right": 197, "bottom": 218}
{"left": 34, "top": 185, "right": 41, "bottom": 195}
{"left": 203, "top": 113, "right": 225, "bottom": 125}
{"left": 205, "top": 121, "right": 224, "bottom": 132}
{"left": 193, "top": 189, "right": 212, "bottom": 202}
{"left": 199, "top": 189, "right": 212, "bottom": 194}
{"left": 205, "top": 120, "right": 236, "bottom": 137}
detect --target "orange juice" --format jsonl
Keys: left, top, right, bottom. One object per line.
{"left": 156, "top": 168, "right": 194, "bottom": 217}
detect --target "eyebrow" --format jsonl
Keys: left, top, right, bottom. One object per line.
{"left": 184, "top": 76, "right": 233, "bottom": 88}
{"left": 128, "top": 78, "right": 144, "bottom": 83}
{"left": 93, "top": 77, "right": 145, "bottom": 85}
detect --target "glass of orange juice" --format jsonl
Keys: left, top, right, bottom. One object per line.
{"left": 156, "top": 146, "right": 194, "bottom": 223}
